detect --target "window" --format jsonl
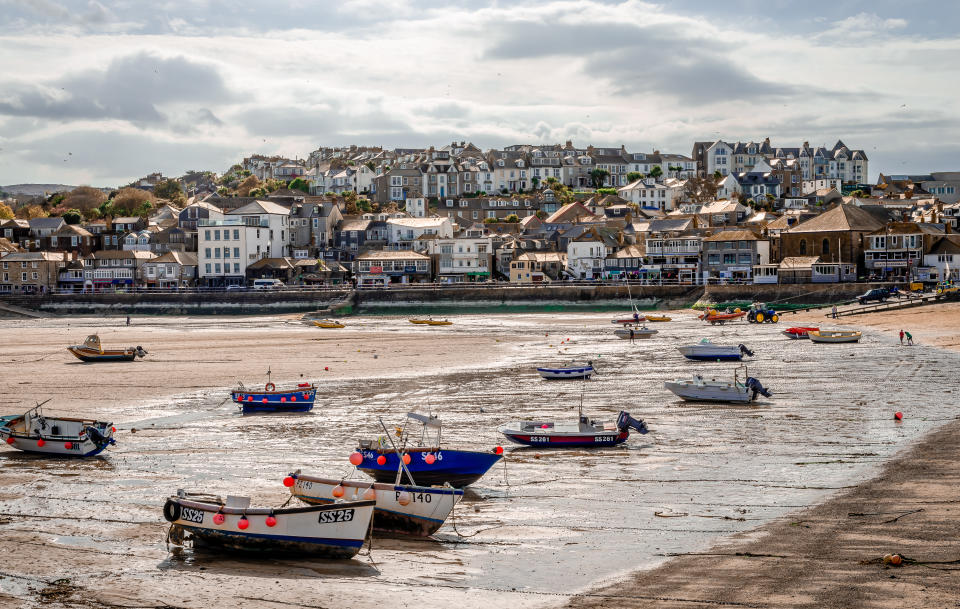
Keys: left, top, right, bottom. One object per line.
{"left": 31, "top": 272, "right": 38, "bottom": 279}
{"left": 214, "top": 230, "right": 220, "bottom": 240}
{"left": 205, "top": 248, "right": 211, "bottom": 259}
{"left": 215, "top": 248, "right": 221, "bottom": 258}
{"left": 233, "top": 229, "right": 240, "bottom": 240}
{"left": 204, "top": 230, "right": 211, "bottom": 240}
{"left": 822, "top": 239, "right": 830, "bottom": 255}
{"left": 215, "top": 263, "right": 221, "bottom": 274}
{"left": 708, "top": 254, "right": 720, "bottom": 265}
{"left": 799, "top": 239, "right": 807, "bottom": 255}
{"left": 723, "top": 254, "right": 736, "bottom": 264}
{"left": 234, "top": 264, "right": 240, "bottom": 274}
{"left": 234, "top": 248, "right": 240, "bottom": 259}
{"left": 223, "top": 231, "right": 229, "bottom": 241}
{"left": 21, "top": 273, "right": 27, "bottom": 280}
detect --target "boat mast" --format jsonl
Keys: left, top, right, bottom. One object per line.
{"left": 378, "top": 417, "right": 417, "bottom": 486}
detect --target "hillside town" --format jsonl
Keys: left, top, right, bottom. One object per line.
{"left": 2, "top": 138, "right": 959, "bottom": 294}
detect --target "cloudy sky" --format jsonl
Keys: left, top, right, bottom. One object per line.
{"left": 1, "top": 0, "right": 957, "bottom": 186}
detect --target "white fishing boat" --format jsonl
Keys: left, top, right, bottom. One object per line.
{"left": 162, "top": 490, "right": 375, "bottom": 559}
{"left": 614, "top": 325, "right": 658, "bottom": 340}
{"left": 537, "top": 362, "right": 596, "bottom": 379}
{"left": 808, "top": 330, "right": 862, "bottom": 343}
{"left": 664, "top": 366, "right": 772, "bottom": 403}
{"left": 0, "top": 402, "right": 115, "bottom": 457}
{"left": 289, "top": 473, "right": 463, "bottom": 537}
{"left": 677, "top": 339, "right": 754, "bottom": 361}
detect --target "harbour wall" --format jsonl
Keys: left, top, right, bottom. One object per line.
{"left": 0, "top": 283, "right": 895, "bottom": 316}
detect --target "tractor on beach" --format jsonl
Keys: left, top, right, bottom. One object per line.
{"left": 746, "top": 302, "right": 779, "bottom": 324}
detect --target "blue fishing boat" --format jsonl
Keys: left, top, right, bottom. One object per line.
{"left": 231, "top": 370, "right": 316, "bottom": 414}
{"left": 356, "top": 413, "right": 502, "bottom": 487}
{"left": 537, "top": 361, "right": 595, "bottom": 380}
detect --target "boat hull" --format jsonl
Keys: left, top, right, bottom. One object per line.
{"left": 782, "top": 327, "right": 818, "bottom": 339}
{"left": 614, "top": 329, "right": 657, "bottom": 339}
{"left": 537, "top": 366, "right": 594, "bottom": 379}
{"left": 677, "top": 346, "right": 743, "bottom": 361}
{"left": 356, "top": 448, "right": 501, "bottom": 488}
{"left": 232, "top": 388, "right": 316, "bottom": 414}
{"left": 291, "top": 475, "right": 463, "bottom": 537}
{"left": 664, "top": 381, "right": 752, "bottom": 403}
{"left": 0, "top": 415, "right": 115, "bottom": 457}
{"left": 313, "top": 321, "right": 344, "bottom": 328}
{"left": 67, "top": 347, "right": 136, "bottom": 362}
{"left": 809, "top": 331, "right": 861, "bottom": 343}
{"left": 163, "top": 497, "right": 374, "bottom": 559}
{"left": 500, "top": 430, "right": 629, "bottom": 447}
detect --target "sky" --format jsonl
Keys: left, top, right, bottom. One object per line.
{"left": 0, "top": 0, "right": 958, "bottom": 187}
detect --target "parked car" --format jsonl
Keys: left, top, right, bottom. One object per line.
{"left": 226, "top": 284, "right": 247, "bottom": 291}
{"left": 857, "top": 288, "right": 889, "bottom": 305}
{"left": 252, "top": 279, "right": 285, "bottom": 290}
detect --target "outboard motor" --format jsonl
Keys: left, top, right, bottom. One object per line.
{"left": 745, "top": 377, "right": 772, "bottom": 400}
{"left": 617, "top": 411, "right": 649, "bottom": 435}
{"left": 135, "top": 346, "right": 148, "bottom": 358}
{"left": 85, "top": 426, "right": 105, "bottom": 446}
{"left": 738, "top": 344, "right": 754, "bottom": 358}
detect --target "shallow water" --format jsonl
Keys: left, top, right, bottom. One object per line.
{"left": 1, "top": 313, "right": 956, "bottom": 607}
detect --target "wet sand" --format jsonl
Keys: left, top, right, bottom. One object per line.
{"left": 571, "top": 302, "right": 960, "bottom": 608}
{"left": 0, "top": 307, "right": 958, "bottom": 608}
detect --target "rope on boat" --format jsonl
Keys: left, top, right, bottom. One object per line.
{"left": 0, "top": 348, "right": 63, "bottom": 364}
{"left": 358, "top": 510, "right": 377, "bottom": 568}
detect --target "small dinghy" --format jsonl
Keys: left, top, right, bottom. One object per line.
{"left": 163, "top": 490, "right": 375, "bottom": 559}
{"left": 67, "top": 335, "right": 146, "bottom": 362}
{"left": 499, "top": 409, "right": 649, "bottom": 448}
{"left": 612, "top": 315, "right": 645, "bottom": 325}
{"left": 355, "top": 413, "right": 502, "bottom": 487}
{"left": 614, "top": 325, "right": 658, "bottom": 340}
{"left": 783, "top": 327, "right": 818, "bottom": 339}
{"left": 0, "top": 402, "right": 115, "bottom": 457}
{"left": 677, "top": 339, "right": 753, "bottom": 361}
{"left": 698, "top": 309, "right": 746, "bottom": 325}
{"left": 644, "top": 314, "right": 672, "bottom": 322}
{"left": 537, "top": 361, "right": 595, "bottom": 380}
{"left": 232, "top": 369, "right": 317, "bottom": 414}
{"left": 809, "top": 330, "right": 862, "bottom": 343}
{"left": 288, "top": 472, "right": 463, "bottom": 537}
{"left": 664, "top": 366, "right": 772, "bottom": 403}
{"left": 313, "top": 319, "right": 345, "bottom": 328}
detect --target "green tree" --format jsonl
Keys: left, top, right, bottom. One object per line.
{"left": 289, "top": 178, "right": 311, "bottom": 193}
{"left": 483, "top": 217, "right": 499, "bottom": 224}
{"left": 713, "top": 170, "right": 722, "bottom": 180}
{"left": 649, "top": 166, "right": 663, "bottom": 180}
{"left": 589, "top": 168, "right": 610, "bottom": 189}
{"left": 153, "top": 179, "right": 185, "bottom": 204}
{"left": 248, "top": 187, "right": 268, "bottom": 198}
{"left": 236, "top": 175, "right": 261, "bottom": 196}
{"left": 365, "top": 161, "right": 375, "bottom": 171}
{"left": 62, "top": 209, "right": 83, "bottom": 224}
{"left": 504, "top": 214, "right": 519, "bottom": 222}
{"left": 531, "top": 177, "right": 540, "bottom": 189}
{"left": 626, "top": 171, "right": 644, "bottom": 183}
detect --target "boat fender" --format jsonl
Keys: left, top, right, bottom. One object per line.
{"left": 738, "top": 344, "right": 754, "bottom": 358}
{"left": 163, "top": 499, "right": 181, "bottom": 523}
{"left": 265, "top": 382, "right": 276, "bottom": 392}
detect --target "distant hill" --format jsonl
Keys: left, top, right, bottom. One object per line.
{"left": 1, "top": 184, "right": 78, "bottom": 196}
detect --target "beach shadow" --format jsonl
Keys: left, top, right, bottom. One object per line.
{"left": 158, "top": 545, "right": 380, "bottom": 579}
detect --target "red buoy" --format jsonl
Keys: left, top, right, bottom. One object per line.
{"left": 5, "top": 437, "right": 14, "bottom": 445}
{"left": 37, "top": 439, "right": 45, "bottom": 447}
{"left": 349, "top": 452, "right": 363, "bottom": 466}
{"left": 894, "top": 412, "right": 903, "bottom": 421}
{"left": 332, "top": 485, "right": 345, "bottom": 498}
{"left": 281, "top": 397, "right": 287, "bottom": 402}
{"left": 376, "top": 455, "right": 387, "bottom": 465}
{"left": 265, "top": 515, "right": 277, "bottom": 527}
{"left": 283, "top": 476, "right": 296, "bottom": 488}
{"left": 324, "top": 366, "right": 329, "bottom": 371}
{"left": 494, "top": 446, "right": 504, "bottom": 455}
{"left": 213, "top": 513, "right": 225, "bottom": 525}
{"left": 237, "top": 517, "right": 249, "bottom": 530}
{"left": 425, "top": 454, "right": 436, "bottom": 465}
{"left": 402, "top": 454, "right": 411, "bottom": 465}
{"left": 64, "top": 442, "right": 73, "bottom": 450}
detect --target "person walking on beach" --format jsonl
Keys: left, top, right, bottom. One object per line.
{"left": 906, "top": 331, "right": 914, "bottom": 346}
{"left": 629, "top": 327, "right": 635, "bottom": 343}
{"left": 831, "top": 304, "right": 838, "bottom": 319}
{"left": 899, "top": 329, "right": 905, "bottom": 345}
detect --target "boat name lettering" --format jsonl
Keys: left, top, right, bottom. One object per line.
{"left": 319, "top": 509, "right": 355, "bottom": 524}
{"left": 420, "top": 452, "right": 442, "bottom": 461}
{"left": 180, "top": 507, "right": 205, "bottom": 524}
{"left": 530, "top": 436, "right": 550, "bottom": 443}
{"left": 299, "top": 481, "right": 313, "bottom": 490}
{"left": 594, "top": 436, "right": 615, "bottom": 442}
{"left": 396, "top": 491, "right": 432, "bottom": 503}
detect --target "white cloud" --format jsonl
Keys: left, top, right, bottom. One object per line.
{"left": 0, "top": 1, "right": 956, "bottom": 185}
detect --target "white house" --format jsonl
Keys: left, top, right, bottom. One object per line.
{"left": 566, "top": 236, "right": 607, "bottom": 279}
{"left": 121, "top": 230, "right": 152, "bottom": 252}
{"left": 225, "top": 200, "right": 291, "bottom": 258}
{"left": 426, "top": 235, "right": 493, "bottom": 282}
{"left": 617, "top": 178, "right": 684, "bottom": 210}
{"left": 923, "top": 235, "right": 960, "bottom": 282}
{"left": 405, "top": 193, "right": 427, "bottom": 218}
{"left": 716, "top": 174, "right": 741, "bottom": 200}
{"left": 386, "top": 217, "right": 453, "bottom": 248}
{"left": 197, "top": 218, "right": 272, "bottom": 286}
{"left": 704, "top": 141, "right": 734, "bottom": 177}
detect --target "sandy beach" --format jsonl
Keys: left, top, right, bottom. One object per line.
{"left": 0, "top": 304, "right": 957, "bottom": 608}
